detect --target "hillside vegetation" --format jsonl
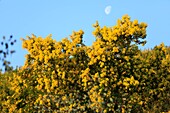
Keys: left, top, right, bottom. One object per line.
{"left": 0, "top": 15, "right": 170, "bottom": 113}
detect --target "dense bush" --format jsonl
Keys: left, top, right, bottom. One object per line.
{"left": 0, "top": 15, "right": 170, "bottom": 113}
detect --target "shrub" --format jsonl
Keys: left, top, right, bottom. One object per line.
{"left": 0, "top": 15, "right": 169, "bottom": 113}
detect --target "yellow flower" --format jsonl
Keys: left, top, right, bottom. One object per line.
{"left": 113, "top": 47, "right": 119, "bottom": 52}
{"left": 139, "top": 101, "right": 143, "bottom": 105}
{"left": 123, "top": 81, "right": 129, "bottom": 87}
{"left": 117, "top": 81, "right": 122, "bottom": 85}
{"left": 62, "top": 96, "right": 67, "bottom": 101}
{"left": 124, "top": 56, "right": 129, "bottom": 61}
{"left": 134, "top": 80, "right": 139, "bottom": 85}
{"left": 133, "top": 20, "right": 138, "bottom": 26}
{"left": 56, "top": 103, "right": 59, "bottom": 107}
{"left": 62, "top": 72, "right": 65, "bottom": 79}
{"left": 15, "top": 87, "right": 20, "bottom": 93}
{"left": 104, "top": 109, "right": 107, "bottom": 113}
{"left": 40, "top": 100, "right": 43, "bottom": 105}
{"left": 113, "top": 36, "right": 117, "bottom": 41}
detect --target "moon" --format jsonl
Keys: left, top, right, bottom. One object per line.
{"left": 105, "top": 6, "right": 112, "bottom": 15}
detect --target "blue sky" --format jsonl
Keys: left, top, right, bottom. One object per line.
{"left": 0, "top": 0, "right": 170, "bottom": 69}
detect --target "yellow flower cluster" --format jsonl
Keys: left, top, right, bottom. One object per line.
{"left": 2, "top": 14, "right": 169, "bottom": 112}
{"left": 123, "top": 76, "right": 139, "bottom": 88}
{"left": 93, "top": 14, "right": 147, "bottom": 43}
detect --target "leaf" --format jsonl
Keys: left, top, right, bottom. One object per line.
{"left": 10, "top": 35, "right": 13, "bottom": 39}
{"left": 107, "top": 103, "right": 111, "bottom": 107}
{"left": 3, "top": 52, "right": 6, "bottom": 58}
{"left": 110, "top": 98, "right": 113, "bottom": 102}
{"left": 5, "top": 43, "right": 8, "bottom": 49}
{"left": 10, "top": 42, "right": 14, "bottom": 45}
{"left": 3, "top": 36, "right": 5, "bottom": 40}
{"left": 10, "top": 50, "right": 15, "bottom": 54}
